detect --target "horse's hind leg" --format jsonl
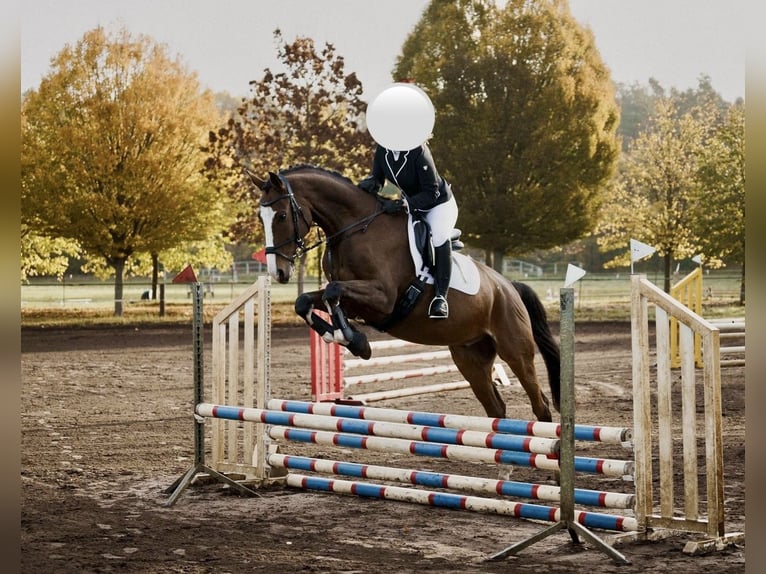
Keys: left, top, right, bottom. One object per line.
{"left": 449, "top": 339, "right": 506, "bottom": 419}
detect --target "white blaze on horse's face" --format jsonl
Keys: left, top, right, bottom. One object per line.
{"left": 259, "top": 204, "right": 289, "bottom": 282}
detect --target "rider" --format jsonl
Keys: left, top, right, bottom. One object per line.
{"left": 358, "top": 141, "right": 457, "bottom": 319}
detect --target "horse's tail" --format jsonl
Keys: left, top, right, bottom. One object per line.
{"left": 511, "top": 281, "right": 561, "bottom": 412}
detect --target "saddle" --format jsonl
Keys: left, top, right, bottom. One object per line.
{"left": 372, "top": 217, "right": 464, "bottom": 332}
{"left": 373, "top": 179, "right": 463, "bottom": 272}
{"left": 412, "top": 216, "right": 464, "bottom": 271}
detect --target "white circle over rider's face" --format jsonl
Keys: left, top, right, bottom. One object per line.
{"left": 366, "top": 83, "right": 435, "bottom": 151}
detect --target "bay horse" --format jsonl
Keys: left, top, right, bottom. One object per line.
{"left": 252, "top": 165, "right": 560, "bottom": 422}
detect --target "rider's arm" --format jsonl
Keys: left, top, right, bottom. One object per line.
{"left": 370, "top": 145, "right": 386, "bottom": 183}
{"left": 358, "top": 146, "right": 385, "bottom": 193}
{"left": 407, "top": 146, "right": 441, "bottom": 210}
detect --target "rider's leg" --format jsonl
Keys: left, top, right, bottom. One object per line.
{"left": 424, "top": 197, "right": 458, "bottom": 320}
{"left": 429, "top": 241, "right": 452, "bottom": 319}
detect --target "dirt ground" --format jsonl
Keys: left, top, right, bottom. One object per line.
{"left": 21, "top": 320, "right": 746, "bottom": 573}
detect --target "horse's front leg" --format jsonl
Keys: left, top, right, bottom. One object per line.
{"left": 320, "top": 279, "right": 397, "bottom": 360}
{"left": 294, "top": 289, "right": 336, "bottom": 343}
{"left": 321, "top": 282, "right": 372, "bottom": 359}
{"left": 293, "top": 286, "right": 377, "bottom": 359}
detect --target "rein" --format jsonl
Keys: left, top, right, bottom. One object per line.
{"left": 262, "top": 172, "right": 386, "bottom": 264}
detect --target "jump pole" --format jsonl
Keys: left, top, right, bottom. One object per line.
{"left": 487, "top": 269, "right": 630, "bottom": 564}
{"left": 266, "top": 399, "right": 632, "bottom": 444}
{"left": 164, "top": 268, "right": 258, "bottom": 506}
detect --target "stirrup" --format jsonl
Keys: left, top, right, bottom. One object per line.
{"left": 428, "top": 295, "right": 449, "bottom": 319}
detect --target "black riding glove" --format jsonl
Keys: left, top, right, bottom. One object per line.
{"left": 358, "top": 176, "right": 381, "bottom": 195}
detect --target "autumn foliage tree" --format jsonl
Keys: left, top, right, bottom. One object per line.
{"left": 20, "top": 226, "right": 80, "bottom": 281}
{"left": 22, "top": 26, "right": 231, "bottom": 315}
{"left": 394, "top": 0, "right": 620, "bottom": 269}
{"left": 205, "top": 30, "right": 372, "bottom": 243}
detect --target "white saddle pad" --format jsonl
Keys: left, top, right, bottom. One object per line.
{"left": 406, "top": 214, "right": 480, "bottom": 295}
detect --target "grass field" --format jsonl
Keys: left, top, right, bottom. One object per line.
{"left": 20, "top": 270, "right": 745, "bottom": 327}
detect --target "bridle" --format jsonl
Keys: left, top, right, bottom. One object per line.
{"left": 260, "top": 172, "right": 387, "bottom": 265}
{"left": 260, "top": 174, "right": 313, "bottom": 263}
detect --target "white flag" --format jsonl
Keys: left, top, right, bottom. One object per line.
{"left": 564, "top": 264, "right": 587, "bottom": 288}
{"left": 630, "top": 238, "right": 656, "bottom": 262}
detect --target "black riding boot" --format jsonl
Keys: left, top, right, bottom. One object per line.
{"left": 428, "top": 242, "right": 452, "bottom": 319}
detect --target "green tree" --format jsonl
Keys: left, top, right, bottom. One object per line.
{"left": 394, "top": 0, "right": 620, "bottom": 270}
{"left": 670, "top": 74, "right": 731, "bottom": 119}
{"left": 690, "top": 102, "right": 745, "bottom": 303}
{"left": 615, "top": 76, "right": 732, "bottom": 152}
{"left": 22, "top": 26, "right": 232, "bottom": 315}
{"left": 596, "top": 98, "right": 709, "bottom": 292}
{"left": 615, "top": 80, "right": 663, "bottom": 151}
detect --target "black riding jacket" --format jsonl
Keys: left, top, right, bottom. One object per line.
{"left": 363, "top": 144, "right": 452, "bottom": 211}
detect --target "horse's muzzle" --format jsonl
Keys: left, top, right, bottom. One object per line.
{"left": 266, "top": 252, "right": 292, "bottom": 284}
{"left": 276, "top": 267, "right": 291, "bottom": 284}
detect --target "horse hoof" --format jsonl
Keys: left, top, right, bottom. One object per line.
{"left": 348, "top": 332, "right": 371, "bottom": 360}
{"left": 323, "top": 281, "right": 342, "bottom": 301}
{"left": 295, "top": 293, "right": 313, "bottom": 316}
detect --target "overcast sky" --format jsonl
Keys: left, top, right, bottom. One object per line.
{"left": 20, "top": 0, "right": 746, "bottom": 103}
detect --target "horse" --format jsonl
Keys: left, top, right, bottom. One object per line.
{"left": 251, "top": 165, "right": 560, "bottom": 423}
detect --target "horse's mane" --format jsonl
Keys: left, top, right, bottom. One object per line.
{"left": 282, "top": 164, "right": 357, "bottom": 188}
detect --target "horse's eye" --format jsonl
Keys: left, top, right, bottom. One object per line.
{"left": 277, "top": 211, "right": 288, "bottom": 222}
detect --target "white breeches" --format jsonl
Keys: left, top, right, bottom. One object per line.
{"left": 421, "top": 196, "right": 458, "bottom": 247}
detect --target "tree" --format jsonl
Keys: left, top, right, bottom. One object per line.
{"left": 615, "top": 80, "right": 663, "bottom": 151}
{"left": 394, "top": 0, "right": 620, "bottom": 270}
{"left": 205, "top": 30, "right": 371, "bottom": 292}
{"left": 20, "top": 225, "right": 80, "bottom": 281}
{"left": 615, "top": 75, "right": 731, "bottom": 152}
{"left": 597, "top": 76, "right": 744, "bottom": 294}
{"left": 22, "top": 26, "right": 232, "bottom": 315}
{"left": 690, "top": 102, "right": 745, "bottom": 303}
{"left": 671, "top": 74, "right": 731, "bottom": 119}
{"left": 596, "top": 97, "right": 708, "bottom": 292}
{"left": 81, "top": 237, "right": 233, "bottom": 283}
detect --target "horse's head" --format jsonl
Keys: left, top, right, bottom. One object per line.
{"left": 249, "top": 170, "right": 313, "bottom": 284}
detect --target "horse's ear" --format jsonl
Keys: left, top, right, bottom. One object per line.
{"left": 268, "top": 171, "right": 283, "bottom": 189}
{"left": 243, "top": 167, "right": 266, "bottom": 189}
